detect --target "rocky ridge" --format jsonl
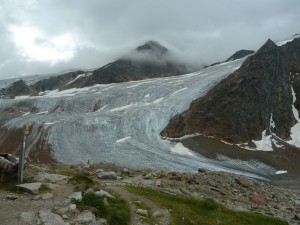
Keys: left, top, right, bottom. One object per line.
{"left": 161, "top": 38, "right": 299, "bottom": 144}
{"left": 0, "top": 163, "right": 299, "bottom": 225}
{"left": 1, "top": 41, "right": 191, "bottom": 98}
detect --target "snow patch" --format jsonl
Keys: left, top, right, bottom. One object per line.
{"left": 116, "top": 136, "right": 131, "bottom": 143}
{"left": 252, "top": 130, "right": 273, "bottom": 151}
{"left": 110, "top": 103, "right": 137, "bottom": 112}
{"left": 96, "top": 104, "right": 107, "bottom": 112}
{"left": 65, "top": 73, "right": 86, "bottom": 86}
{"left": 127, "top": 83, "right": 142, "bottom": 89}
{"left": 153, "top": 98, "right": 163, "bottom": 104}
{"left": 171, "top": 143, "right": 194, "bottom": 156}
{"left": 35, "top": 111, "right": 49, "bottom": 115}
{"left": 15, "top": 95, "right": 30, "bottom": 100}
{"left": 171, "top": 87, "right": 188, "bottom": 96}
{"left": 144, "top": 94, "right": 150, "bottom": 98}
{"left": 275, "top": 170, "right": 287, "bottom": 175}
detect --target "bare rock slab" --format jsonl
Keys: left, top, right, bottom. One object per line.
{"left": 16, "top": 182, "right": 42, "bottom": 194}
{"left": 19, "top": 212, "right": 37, "bottom": 225}
{"left": 39, "top": 210, "right": 69, "bottom": 225}
{"left": 68, "top": 192, "right": 82, "bottom": 201}
{"left": 35, "top": 172, "right": 69, "bottom": 183}
{"left": 97, "top": 171, "right": 117, "bottom": 180}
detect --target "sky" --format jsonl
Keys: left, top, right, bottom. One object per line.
{"left": 0, "top": 0, "right": 299, "bottom": 80}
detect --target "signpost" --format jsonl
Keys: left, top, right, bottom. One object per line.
{"left": 17, "top": 123, "right": 30, "bottom": 183}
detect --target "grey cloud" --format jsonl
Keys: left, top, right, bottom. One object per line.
{"left": 0, "top": 0, "right": 299, "bottom": 79}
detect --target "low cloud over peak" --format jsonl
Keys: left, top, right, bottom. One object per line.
{"left": 0, "top": 0, "right": 299, "bottom": 79}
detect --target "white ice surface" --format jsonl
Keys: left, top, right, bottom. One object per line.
{"left": 275, "top": 170, "right": 287, "bottom": 175}
{"left": 171, "top": 143, "right": 194, "bottom": 156}
{"left": 0, "top": 57, "right": 275, "bottom": 177}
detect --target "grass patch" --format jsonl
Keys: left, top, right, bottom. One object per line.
{"left": 73, "top": 192, "right": 130, "bottom": 225}
{"left": 39, "top": 184, "right": 51, "bottom": 193}
{"left": 0, "top": 180, "right": 27, "bottom": 193}
{"left": 69, "top": 173, "right": 95, "bottom": 191}
{"left": 126, "top": 186, "right": 288, "bottom": 225}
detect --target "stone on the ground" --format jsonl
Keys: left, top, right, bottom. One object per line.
{"left": 198, "top": 168, "right": 206, "bottom": 173}
{"left": 96, "top": 168, "right": 104, "bottom": 173}
{"left": 75, "top": 210, "right": 96, "bottom": 223}
{"left": 90, "top": 219, "right": 107, "bottom": 225}
{"left": 39, "top": 210, "right": 69, "bottom": 225}
{"left": 42, "top": 193, "right": 54, "bottom": 200}
{"left": 34, "top": 172, "right": 69, "bottom": 183}
{"left": 19, "top": 212, "right": 37, "bottom": 225}
{"left": 68, "top": 192, "right": 82, "bottom": 200}
{"left": 6, "top": 194, "right": 19, "bottom": 200}
{"left": 69, "top": 204, "right": 77, "bottom": 210}
{"left": 251, "top": 195, "right": 267, "bottom": 205}
{"left": 144, "top": 173, "right": 152, "bottom": 179}
{"left": 155, "top": 180, "right": 162, "bottom": 186}
{"left": 136, "top": 209, "right": 148, "bottom": 217}
{"left": 235, "top": 178, "right": 249, "bottom": 187}
{"left": 95, "top": 190, "right": 114, "bottom": 199}
{"left": 97, "top": 171, "right": 117, "bottom": 180}
{"left": 16, "top": 182, "right": 42, "bottom": 194}
{"left": 295, "top": 214, "right": 300, "bottom": 220}
{"left": 152, "top": 210, "right": 163, "bottom": 217}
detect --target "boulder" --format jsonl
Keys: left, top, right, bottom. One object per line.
{"left": 235, "top": 178, "right": 249, "bottom": 187}
{"left": 97, "top": 171, "right": 117, "bottom": 180}
{"left": 39, "top": 210, "right": 69, "bottom": 225}
{"left": 95, "top": 190, "right": 114, "bottom": 199}
{"left": 251, "top": 195, "right": 267, "bottom": 205}
{"left": 75, "top": 210, "right": 96, "bottom": 224}
{"left": 19, "top": 212, "right": 37, "bottom": 225}
{"left": 68, "top": 192, "right": 82, "bottom": 201}
{"left": 42, "top": 193, "right": 54, "bottom": 200}
{"left": 136, "top": 209, "right": 148, "bottom": 217}
{"left": 34, "top": 172, "right": 69, "bottom": 183}
{"left": 198, "top": 168, "right": 206, "bottom": 173}
{"left": 16, "top": 183, "right": 42, "bottom": 194}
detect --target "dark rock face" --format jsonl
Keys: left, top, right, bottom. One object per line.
{"left": 225, "top": 50, "right": 255, "bottom": 62}
{"left": 33, "top": 70, "right": 85, "bottom": 92}
{"left": 27, "top": 41, "right": 191, "bottom": 92}
{"left": 281, "top": 38, "right": 300, "bottom": 112}
{"left": 161, "top": 39, "right": 296, "bottom": 143}
{"left": 5, "top": 80, "right": 37, "bottom": 98}
{"left": 65, "top": 41, "right": 189, "bottom": 89}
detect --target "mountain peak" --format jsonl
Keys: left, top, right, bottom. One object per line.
{"left": 136, "top": 40, "right": 168, "bottom": 56}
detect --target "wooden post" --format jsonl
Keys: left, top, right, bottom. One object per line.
{"left": 17, "top": 123, "right": 29, "bottom": 184}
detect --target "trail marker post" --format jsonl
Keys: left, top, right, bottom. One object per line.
{"left": 17, "top": 123, "right": 30, "bottom": 183}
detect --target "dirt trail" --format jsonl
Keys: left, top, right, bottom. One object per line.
{"left": 107, "top": 186, "right": 171, "bottom": 225}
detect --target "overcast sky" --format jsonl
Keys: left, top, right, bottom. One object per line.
{"left": 0, "top": 0, "right": 299, "bottom": 80}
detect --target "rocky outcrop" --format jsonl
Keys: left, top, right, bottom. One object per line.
{"left": 282, "top": 38, "right": 300, "bottom": 112}
{"left": 33, "top": 71, "right": 85, "bottom": 92}
{"left": 65, "top": 41, "right": 190, "bottom": 89}
{"left": 161, "top": 39, "right": 296, "bottom": 143}
{"left": 225, "top": 49, "right": 255, "bottom": 62}
{"left": 4, "top": 80, "right": 37, "bottom": 98}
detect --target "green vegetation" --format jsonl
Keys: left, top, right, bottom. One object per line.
{"left": 38, "top": 184, "right": 52, "bottom": 193}
{"left": 73, "top": 192, "right": 130, "bottom": 225}
{"left": 126, "top": 186, "right": 288, "bottom": 225}
{"left": 69, "top": 173, "right": 95, "bottom": 191}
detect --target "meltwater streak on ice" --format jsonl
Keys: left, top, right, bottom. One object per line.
{"left": 1, "top": 58, "right": 275, "bottom": 178}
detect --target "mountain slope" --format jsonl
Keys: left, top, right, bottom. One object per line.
{"left": 161, "top": 39, "right": 296, "bottom": 144}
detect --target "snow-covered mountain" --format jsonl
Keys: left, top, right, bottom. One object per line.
{"left": 0, "top": 35, "right": 299, "bottom": 179}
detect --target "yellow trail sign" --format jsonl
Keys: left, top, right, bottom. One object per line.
{"left": 24, "top": 123, "right": 30, "bottom": 135}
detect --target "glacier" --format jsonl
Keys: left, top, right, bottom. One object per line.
{"left": 0, "top": 58, "right": 276, "bottom": 178}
